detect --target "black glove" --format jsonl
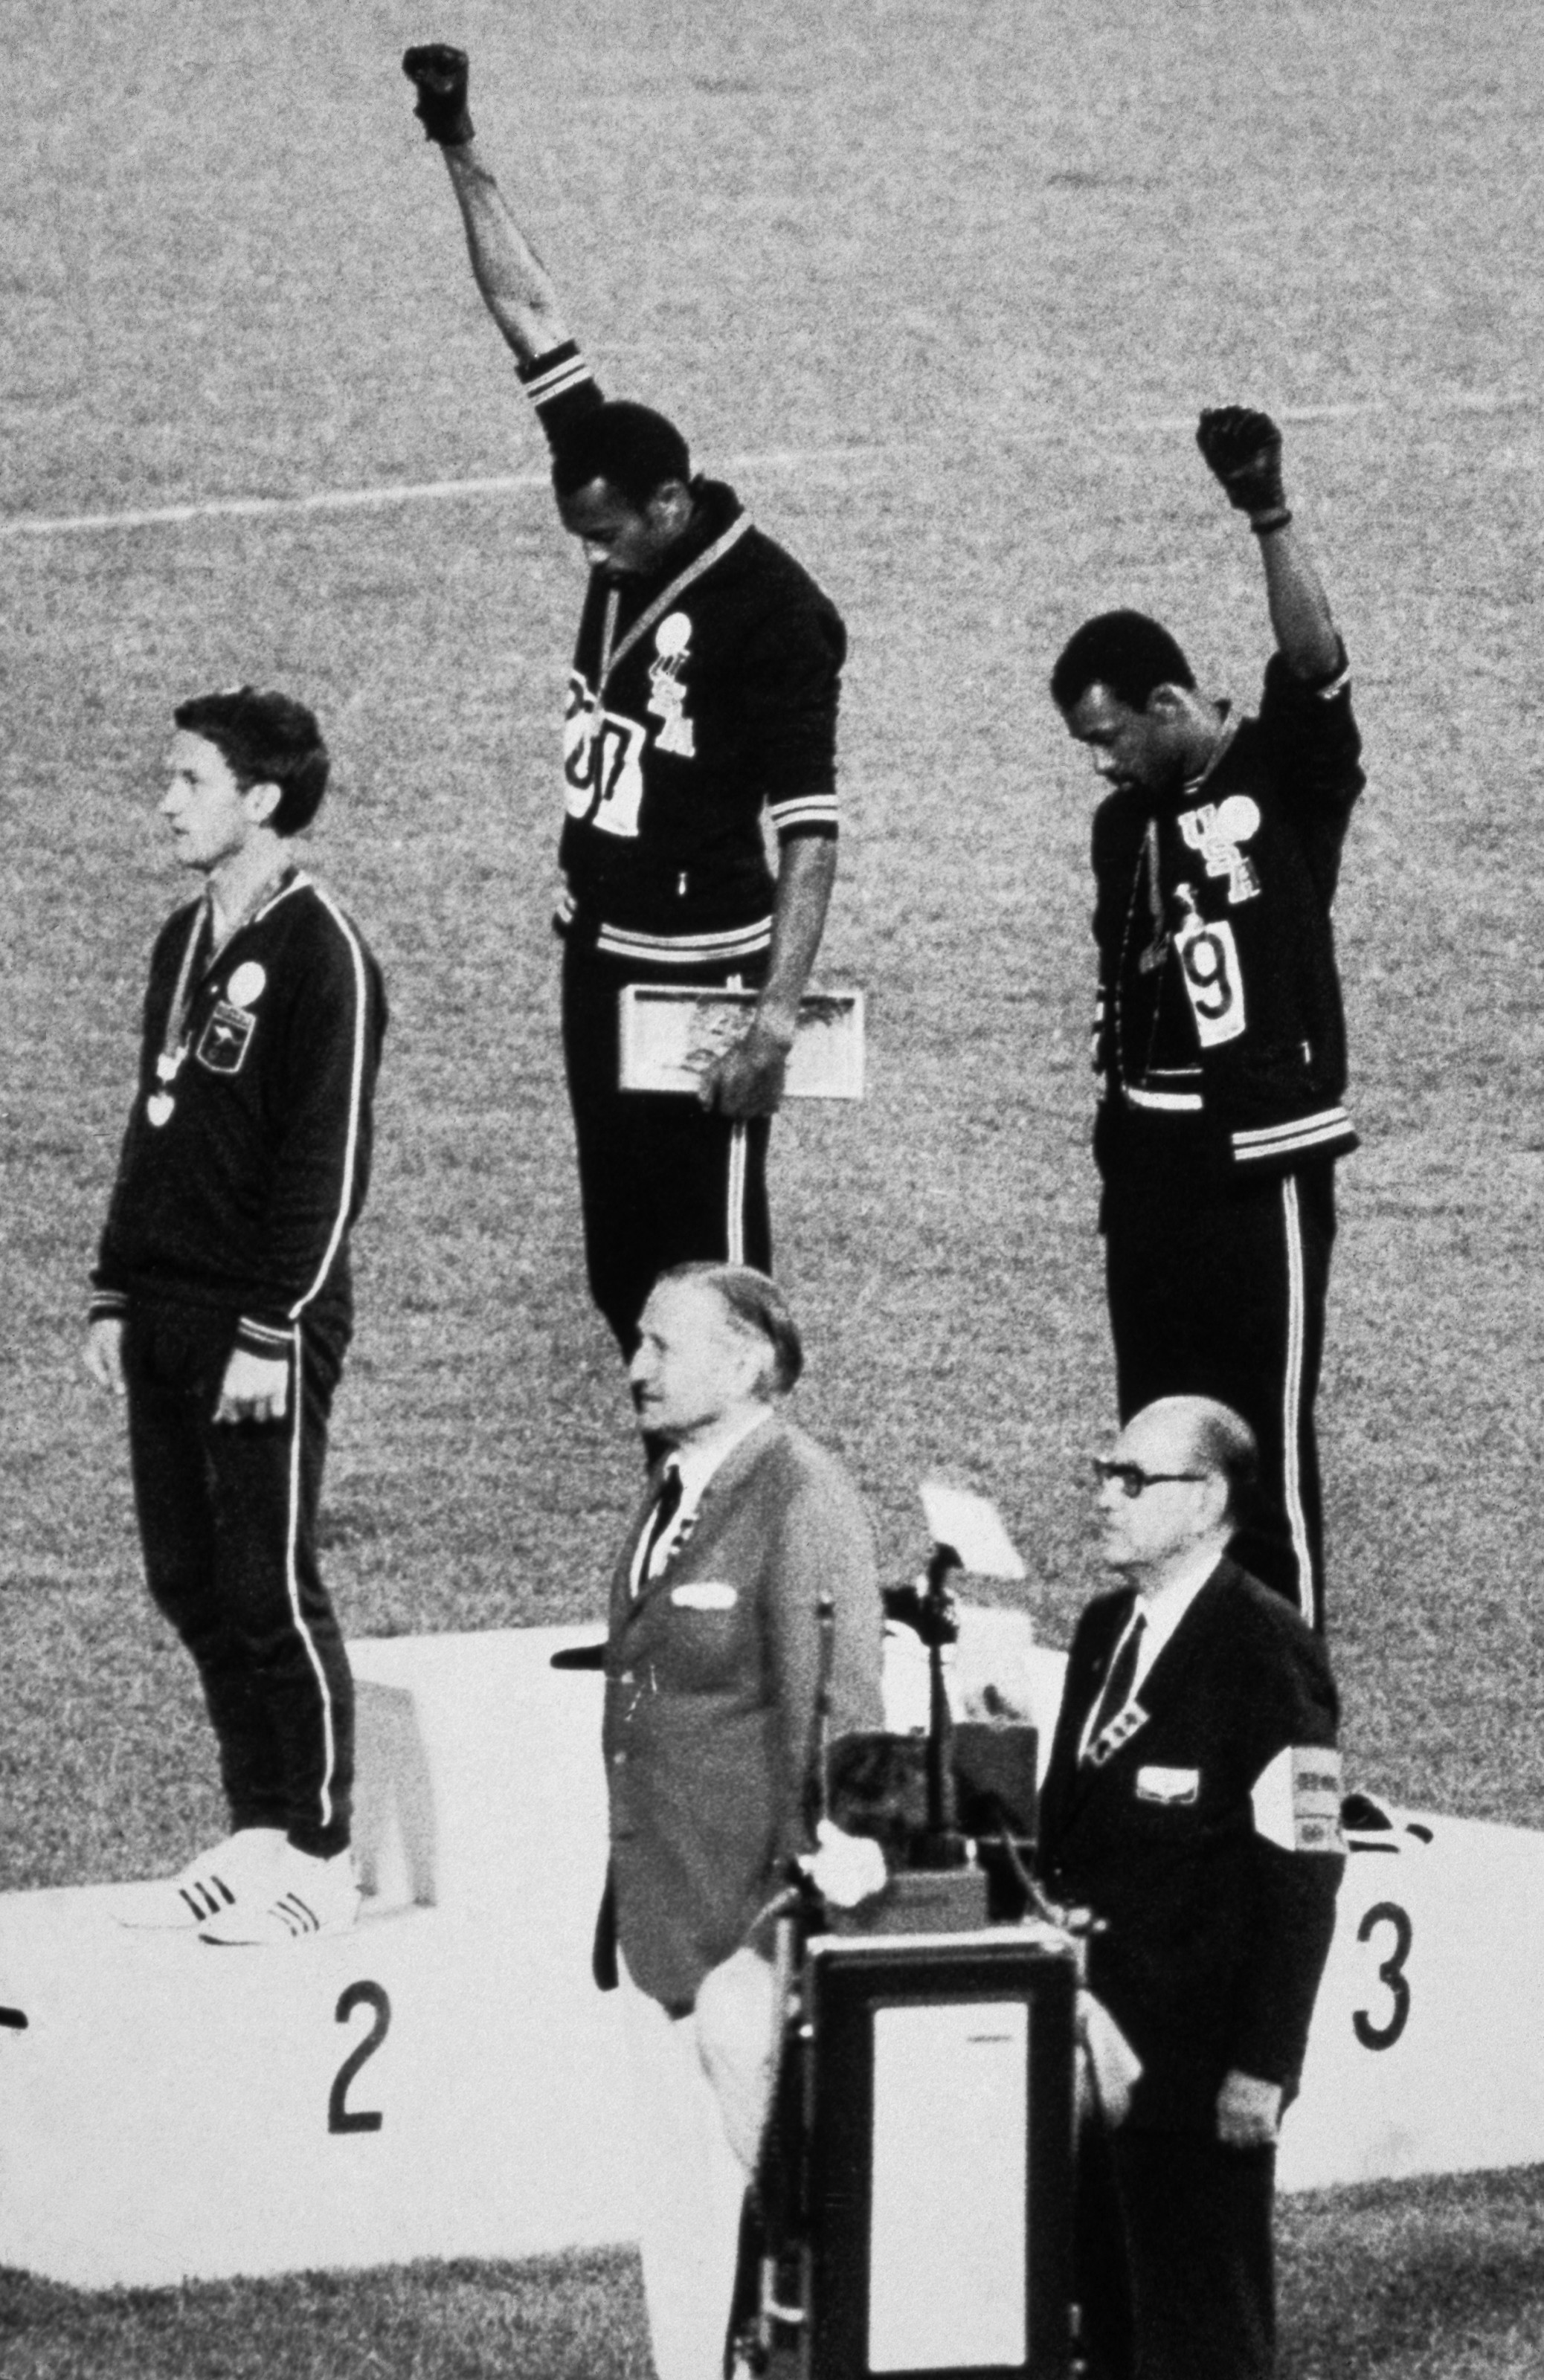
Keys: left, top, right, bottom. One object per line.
{"left": 402, "top": 43, "right": 475, "bottom": 146}
{"left": 1196, "top": 407, "right": 1287, "bottom": 523}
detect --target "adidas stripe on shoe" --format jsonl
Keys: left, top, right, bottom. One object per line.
{"left": 112, "top": 1827, "right": 286, "bottom": 1932}
{"left": 199, "top": 1847, "right": 360, "bottom": 1947}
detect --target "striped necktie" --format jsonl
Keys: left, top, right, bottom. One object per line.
{"left": 632, "top": 1462, "right": 684, "bottom": 1594}
{"left": 1081, "top": 1613, "right": 1146, "bottom": 1765}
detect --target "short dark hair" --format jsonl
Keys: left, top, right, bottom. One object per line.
{"left": 1050, "top": 610, "right": 1196, "bottom": 715}
{"left": 1189, "top": 1401, "right": 1259, "bottom": 1528}
{"left": 173, "top": 687, "right": 329, "bottom": 837}
{"left": 660, "top": 1262, "right": 804, "bottom": 1396}
{"left": 550, "top": 400, "right": 693, "bottom": 510}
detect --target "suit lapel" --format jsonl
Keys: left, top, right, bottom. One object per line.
{"left": 1055, "top": 1592, "right": 1138, "bottom": 1813}
{"left": 1060, "top": 1561, "right": 1232, "bottom": 1810}
{"left": 620, "top": 1413, "right": 779, "bottom": 1626}
{"left": 608, "top": 1478, "right": 660, "bottom": 1644}
{"left": 1128, "top": 1558, "right": 1232, "bottom": 1715}
{"left": 1081, "top": 1690, "right": 1151, "bottom": 1775}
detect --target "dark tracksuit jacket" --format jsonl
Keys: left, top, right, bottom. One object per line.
{"left": 91, "top": 869, "right": 386, "bottom": 1351}
{"left": 1092, "top": 648, "right": 1364, "bottom": 1190}
{"left": 514, "top": 341, "right": 848, "bottom": 1344}
{"left": 91, "top": 866, "right": 386, "bottom": 1854}
{"left": 518, "top": 341, "right": 847, "bottom": 967}
{"left": 1090, "top": 651, "right": 1365, "bottom": 1628}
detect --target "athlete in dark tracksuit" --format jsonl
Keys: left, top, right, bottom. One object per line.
{"left": 527, "top": 345, "right": 846, "bottom": 1347}
{"left": 402, "top": 46, "right": 846, "bottom": 1353}
{"left": 1053, "top": 410, "right": 1363, "bottom": 1632}
{"left": 91, "top": 825, "right": 386, "bottom": 1868}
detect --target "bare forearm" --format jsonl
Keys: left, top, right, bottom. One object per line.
{"left": 440, "top": 139, "right": 573, "bottom": 364}
{"left": 1257, "top": 520, "right": 1342, "bottom": 685}
{"left": 756, "top": 836, "right": 837, "bottom": 1042}
{"left": 698, "top": 837, "right": 834, "bottom": 1115}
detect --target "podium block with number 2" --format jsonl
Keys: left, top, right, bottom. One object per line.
{"left": 0, "top": 1630, "right": 634, "bottom": 2287}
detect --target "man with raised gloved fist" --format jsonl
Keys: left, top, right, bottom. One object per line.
{"left": 1049, "top": 413, "right": 1365, "bottom": 1634}
{"left": 399, "top": 45, "right": 848, "bottom": 1360}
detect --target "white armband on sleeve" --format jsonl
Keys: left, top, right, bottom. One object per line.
{"left": 1250, "top": 1745, "right": 1345, "bottom": 1852}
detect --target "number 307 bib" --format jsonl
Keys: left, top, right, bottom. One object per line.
{"left": 1173, "top": 887, "right": 1247, "bottom": 1048}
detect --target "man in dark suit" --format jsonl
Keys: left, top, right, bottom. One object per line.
{"left": 602, "top": 1262, "right": 884, "bottom": 2380}
{"left": 1037, "top": 1396, "right": 1344, "bottom": 2380}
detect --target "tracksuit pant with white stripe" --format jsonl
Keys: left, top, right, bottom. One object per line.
{"left": 122, "top": 1298, "right": 353, "bottom": 1858}
{"left": 1101, "top": 1158, "right": 1336, "bottom": 1632}
{"left": 562, "top": 942, "right": 772, "bottom": 1354}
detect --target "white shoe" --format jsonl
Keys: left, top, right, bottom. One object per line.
{"left": 199, "top": 1846, "right": 360, "bottom": 1946}
{"left": 112, "top": 1828, "right": 286, "bottom": 1931}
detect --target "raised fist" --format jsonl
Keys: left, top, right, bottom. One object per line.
{"left": 1197, "top": 407, "right": 1286, "bottom": 519}
{"left": 402, "top": 43, "right": 475, "bottom": 146}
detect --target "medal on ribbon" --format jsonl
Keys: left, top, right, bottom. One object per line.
{"left": 147, "top": 1048, "right": 186, "bottom": 1128}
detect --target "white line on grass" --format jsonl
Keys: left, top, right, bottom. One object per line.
{"left": 0, "top": 447, "right": 899, "bottom": 541}
{"left": 0, "top": 469, "right": 552, "bottom": 539}
{"left": 1, "top": 392, "right": 1530, "bottom": 541}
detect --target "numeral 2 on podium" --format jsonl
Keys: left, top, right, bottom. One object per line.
{"left": 329, "top": 1981, "right": 391, "bottom": 2133}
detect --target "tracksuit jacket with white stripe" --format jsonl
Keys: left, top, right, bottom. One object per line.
{"left": 521, "top": 342, "right": 846, "bottom": 969}
{"left": 91, "top": 871, "right": 387, "bottom": 1351}
{"left": 1092, "top": 651, "right": 1365, "bottom": 1185}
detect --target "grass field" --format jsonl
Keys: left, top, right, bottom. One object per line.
{"left": 5, "top": 2171, "right": 1544, "bottom": 2380}
{"left": 4, "top": 0, "right": 1543, "bottom": 2371}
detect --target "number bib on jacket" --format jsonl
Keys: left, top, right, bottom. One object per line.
{"left": 1174, "top": 890, "right": 1247, "bottom": 1048}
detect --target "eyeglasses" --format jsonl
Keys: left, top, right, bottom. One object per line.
{"left": 1093, "top": 1459, "right": 1209, "bottom": 1500}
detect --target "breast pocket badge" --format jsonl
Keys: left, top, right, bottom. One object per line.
{"left": 1135, "top": 1764, "right": 1200, "bottom": 1805}
{"left": 669, "top": 1581, "right": 739, "bottom": 1610}
{"left": 196, "top": 1003, "right": 257, "bottom": 1075}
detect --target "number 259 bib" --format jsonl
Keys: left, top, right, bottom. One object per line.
{"left": 1173, "top": 887, "right": 1247, "bottom": 1048}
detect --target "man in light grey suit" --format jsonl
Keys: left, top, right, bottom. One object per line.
{"left": 601, "top": 1261, "right": 884, "bottom": 2380}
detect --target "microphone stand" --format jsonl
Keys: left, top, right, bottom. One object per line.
{"left": 884, "top": 1539, "right": 968, "bottom": 1870}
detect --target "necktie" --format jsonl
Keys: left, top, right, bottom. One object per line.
{"left": 633, "top": 1462, "right": 684, "bottom": 1594}
{"left": 1081, "top": 1612, "right": 1146, "bottom": 1764}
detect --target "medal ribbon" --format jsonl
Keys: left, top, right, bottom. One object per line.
{"left": 155, "top": 897, "right": 213, "bottom": 1086}
{"left": 152, "top": 866, "right": 294, "bottom": 1101}
{"left": 594, "top": 511, "right": 753, "bottom": 697}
